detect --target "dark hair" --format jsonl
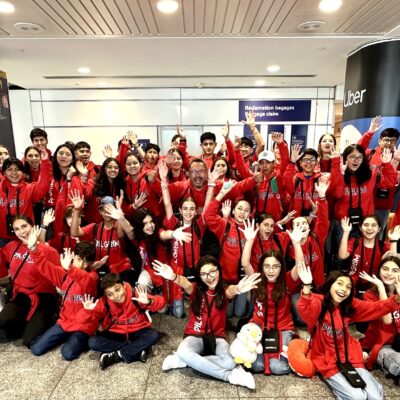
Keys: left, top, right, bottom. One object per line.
{"left": 125, "top": 151, "right": 143, "bottom": 166}
{"left": 74, "top": 141, "right": 91, "bottom": 151}
{"left": 189, "top": 158, "right": 207, "bottom": 170}
{"left": 317, "top": 134, "right": 336, "bottom": 158}
{"left": 342, "top": 144, "right": 372, "bottom": 184}
{"left": 167, "top": 148, "right": 184, "bottom": 181}
{"left": 101, "top": 273, "right": 123, "bottom": 290}
{"left": 144, "top": 143, "right": 160, "bottom": 154}
{"left": 380, "top": 128, "right": 400, "bottom": 140}
{"left": 94, "top": 158, "right": 125, "bottom": 198}
{"left": 255, "top": 250, "right": 286, "bottom": 303}
{"left": 360, "top": 214, "right": 381, "bottom": 228}
{"left": 200, "top": 132, "right": 216, "bottom": 143}
{"left": 317, "top": 271, "right": 355, "bottom": 320}
{"left": 23, "top": 146, "right": 41, "bottom": 182}
{"left": 63, "top": 205, "right": 82, "bottom": 220}
{"left": 52, "top": 143, "right": 76, "bottom": 182}
{"left": 192, "top": 255, "right": 225, "bottom": 317}
{"left": 2, "top": 157, "right": 25, "bottom": 175}
{"left": 374, "top": 256, "right": 400, "bottom": 294}
{"left": 171, "top": 134, "right": 181, "bottom": 143}
{"left": 296, "top": 148, "right": 319, "bottom": 172}
{"left": 241, "top": 137, "right": 254, "bottom": 148}
{"left": 254, "top": 212, "right": 275, "bottom": 225}
{"left": 130, "top": 208, "right": 160, "bottom": 259}
{"left": 74, "top": 241, "right": 96, "bottom": 263}
{"left": 211, "top": 157, "right": 231, "bottom": 179}
{"left": 30, "top": 128, "right": 47, "bottom": 141}
{"left": 11, "top": 214, "right": 34, "bottom": 229}
{"left": 0, "top": 144, "right": 10, "bottom": 153}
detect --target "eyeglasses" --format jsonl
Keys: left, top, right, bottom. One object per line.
{"left": 381, "top": 138, "right": 397, "bottom": 144}
{"left": 301, "top": 157, "right": 316, "bottom": 163}
{"left": 263, "top": 264, "right": 281, "bottom": 271}
{"left": 189, "top": 169, "right": 206, "bottom": 175}
{"left": 348, "top": 155, "right": 363, "bottom": 162}
{"left": 199, "top": 269, "right": 218, "bottom": 279}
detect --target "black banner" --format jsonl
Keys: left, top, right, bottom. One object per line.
{"left": 342, "top": 39, "right": 400, "bottom": 122}
{"left": 0, "top": 71, "right": 15, "bottom": 156}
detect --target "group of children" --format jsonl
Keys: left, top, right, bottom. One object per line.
{"left": 0, "top": 112, "right": 399, "bottom": 399}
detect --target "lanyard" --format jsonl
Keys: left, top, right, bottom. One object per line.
{"left": 204, "top": 292, "right": 216, "bottom": 334}
{"left": 182, "top": 223, "right": 195, "bottom": 270}
{"left": 348, "top": 181, "right": 362, "bottom": 209}
{"left": 11, "top": 243, "right": 30, "bottom": 283}
{"left": 60, "top": 279, "right": 75, "bottom": 308}
{"left": 329, "top": 309, "right": 349, "bottom": 363}
{"left": 359, "top": 239, "right": 377, "bottom": 275}
{"left": 256, "top": 180, "right": 271, "bottom": 212}
{"left": 6, "top": 188, "right": 20, "bottom": 216}
{"left": 96, "top": 223, "right": 115, "bottom": 260}
{"left": 235, "top": 223, "right": 244, "bottom": 258}
{"left": 263, "top": 288, "right": 278, "bottom": 330}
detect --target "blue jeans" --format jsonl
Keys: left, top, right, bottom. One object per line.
{"left": 325, "top": 368, "right": 383, "bottom": 400}
{"left": 377, "top": 345, "right": 400, "bottom": 377}
{"left": 89, "top": 327, "right": 159, "bottom": 363}
{"left": 291, "top": 293, "right": 306, "bottom": 326}
{"left": 176, "top": 336, "right": 236, "bottom": 381}
{"left": 227, "top": 292, "right": 248, "bottom": 318}
{"left": 375, "top": 209, "right": 389, "bottom": 241}
{"left": 172, "top": 299, "right": 184, "bottom": 319}
{"left": 31, "top": 323, "right": 89, "bottom": 361}
{"left": 251, "top": 330, "right": 294, "bottom": 374}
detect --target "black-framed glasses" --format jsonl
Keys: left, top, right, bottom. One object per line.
{"left": 199, "top": 269, "right": 218, "bottom": 279}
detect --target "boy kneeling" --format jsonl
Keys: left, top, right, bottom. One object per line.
{"left": 80, "top": 273, "right": 164, "bottom": 370}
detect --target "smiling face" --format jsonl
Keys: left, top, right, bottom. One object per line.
{"left": 258, "top": 159, "right": 275, "bottom": 176}
{"left": 142, "top": 214, "right": 155, "bottom": 236}
{"left": 262, "top": 256, "right": 281, "bottom": 282}
{"left": 189, "top": 161, "right": 207, "bottom": 189}
{"left": 105, "top": 160, "right": 119, "bottom": 180}
{"left": 330, "top": 276, "right": 352, "bottom": 306}
{"left": 4, "top": 163, "right": 24, "bottom": 185}
{"left": 360, "top": 217, "right": 380, "bottom": 241}
{"left": 75, "top": 147, "right": 91, "bottom": 165}
{"left": 299, "top": 154, "right": 317, "bottom": 175}
{"left": 346, "top": 149, "right": 364, "bottom": 172}
{"left": 379, "top": 260, "right": 400, "bottom": 286}
{"left": 199, "top": 263, "right": 220, "bottom": 289}
{"left": 232, "top": 200, "right": 251, "bottom": 224}
{"left": 105, "top": 283, "right": 126, "bottom": 304}
{"left": 12, "top": 218, "right": 33, "bottom": 244}
{"left": 180, "top": 200, "right": 197, "bottom": 224}
{"left": 56, "top": 146, "right": 73, "bottom": 169}
{"left": 125, "top": 154, "right": 141, "bottom": 177}
{"left": 320, "top": 134, "right": 335, "bottom": 154}
{"left": 0, "top": 146, "right": 9, "bottom": 168}
{"left": 170, "top": 152, "right": 183, "bottom": 171}
{"left": 240, "top": 143, "right": 252, "bottom": 159}
{"left": 25, "top": 148, "right": 41, "bottom": 170}
{"left": 258, "top": 217, "right": 274, "bottom": 240}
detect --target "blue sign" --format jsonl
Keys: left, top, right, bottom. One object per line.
{"left": 291, "top": 125, "right": 308, "bottom": 149}
{"left": 239, "top": 100, "right": 311, "bottom": 122}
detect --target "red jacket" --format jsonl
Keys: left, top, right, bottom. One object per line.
{"left": 0, "top": 159, "right": 52, "bottom": 240}
{"left": 0, "top": 242, "right": 58, "bottom": 319}
{"left": 297, "top": 292, "right": 400, "bottom": 379}
{"left": 77, "top": 283, "right": 165, "bottom": 337}
{"left": 30, "top": 247, "right": 98, "bottom": 334}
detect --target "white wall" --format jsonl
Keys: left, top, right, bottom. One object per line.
{"left": 9, "top": 87, "right": 335, "bottom": 163}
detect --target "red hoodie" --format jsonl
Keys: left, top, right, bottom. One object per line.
{"left": 0, "top": 159, "right": 52, "bottom": 240}
{"left": 77, "top": 282, "right": 165, "bottom": 337}
{"left": 30, "top": 247, "right": 98, "bottom": 334}
{"left": 297, "top": 292, "right": 400, "bottom": 379}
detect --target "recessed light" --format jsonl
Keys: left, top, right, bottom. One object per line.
{"left": 97, "top": 82, "right": 108, "bottom": 87}
{"left": 78, "top": 67, "right": 90, "bottom": 74}
{"left": 255, "top": 80, "right": 266, "bottom": 86}
{"left": 0, "top": 1, "right": 15, "bottom": 13}
{"left": 319, "top": 0, "right": 342, "bottom": 13}
{"left": 14, "top": 22, "right": 45, "bottom": 33}
{"left": 267, "top": 65, "right": 280, "bottom": 73}
{"left": 297, "top": 20, "right": 327, "bottom": 32}
{"left": 157, "top": 0, "right": 178, "bottom": 14}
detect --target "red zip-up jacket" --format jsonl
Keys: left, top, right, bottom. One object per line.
{"left": 30, "top": 247, "right": 98, "bottom": 334}
{"left": 0, "top": 241, "right": 57, "bottom": 319}
{"left": 77, "top": 283, "right": 165, "bottom": 336}
{"left": 297, "top": 292, "right": 400, "bottom": 379}
{"left": 0, "top": 159, "right": 52, "bottom": 240}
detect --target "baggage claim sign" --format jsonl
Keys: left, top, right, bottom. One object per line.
{"left": 341, "top": 39, "right": 400, "bottom": 150}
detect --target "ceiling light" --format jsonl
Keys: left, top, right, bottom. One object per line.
{"left": 14, "top": 22, "right": 45, "bottom": 33}
{"left": 0, "top": 1, "right": 15, "bottom": 13}
{"left": 319, "top": 0, "right": 342, "bottom": 12}
{"left": 297, "top": 20, "right": 327, "bottom": 32}
{"left": 157, "top": 0, "right": 178, "bottom": 14}
{"left": 78, "top": 67, "right": 90, "bottom": 74}
{"left": 97, "top": 82, "right": 108, "bottom": 87}
{"left": 267, "top": 65, "right": 280, "bottom": 73}
{"left": 255, "top": 80, "right": 266, "bottom": 86}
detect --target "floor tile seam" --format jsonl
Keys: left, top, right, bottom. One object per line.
{"left": 46, "top": 362, "right": 71, "bottom": 400}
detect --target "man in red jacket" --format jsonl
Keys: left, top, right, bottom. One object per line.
{"left": 79, "top": 273, "right": 165, "bottom": 370}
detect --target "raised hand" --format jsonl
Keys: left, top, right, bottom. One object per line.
{"left": 392, "top": 144, "right": 400, "bottom": 162}
{"left": 233, "top": 135, "right": 241, "bottom": 149}
{"left": 388, "top": 225, "right": 400, "bottom": 242}
{"left": 236, "top": 273, "right": 261, "bottom": 294}
{"left": 208, "top": 166, "right": 223, "bottom": 183}
{"left": 91, "top": 255, "right": 109, "bottom": 271}
{"left": 287, "top": 226, "right": 304, "bottom": 245}
{"left": 271, "top": 132, "right": 284, "bottom": 144}
{"left": 38, "top": 145, "right": 48, "bottom": 160}
{"left": 42, "top": 208, "right": 55, "bottom": 227}
{"left": 158, "top": 158, "right": 169, "bottom": 181}
{"left": 75, "top": 160, "right": 88, "bottom": 176}
{"left": 127, "top": 131, "right": 138, "bottom": 147}
{"left": 238, "top": 218, "right": 259, "bottom": 241}
{"left": 382, "top": 147, "right": 393, "bottom": 163}
{"left": 103, "top": 145, "right": 113, "bottom": 159}
{"left": 219, "top": 179, "right": 237, "bottom": 196}
{"left": 315, "top": 177, "right": 329, "bottom": 198}
{"left": 176, "top": 125, "right": 185, "bottom": 138}
{"left": 221, "top": 199, "right": 232, "bottom": 219}
{"left": 369, "top": 115, "right": 382, "bottom": 133}
{"left": 340, "top": 158, "right": 348, "bottom": 175}
{"left": 60, "top": 248, "right": 74, "bottom": 270}
{"left": 115, "top": 190, "right": 124, "bottom": 211}
{"left": 27, "top": 226, "right": 40, "bottom": 250}
{"left": 146, "top": 170, "right": 157, "bottom": 184}
{"left": 104, "top": 204, "right": 124, "bottom": 221}
{"left": 290, "top": 143, "right": 303, "bottom": 163}
{"left": 133, "top": 192, "right": 147, "bottom": 209}
{"left": 66, "top": 166, "right": 76, "bottom": 181}
{"left": 221, "top": 120, "right": 230, "bottom": 139}
{"left": 132, "top": 285, "right": 150, "bottom": 305}
{"left": 242, "top": 111, "right": 256, "bottom": 126}
{"left": 359, "top": 271, "right": 384, "bottom": 290}
{"left": 395, "top": 274, "right": 400, "bottom": 296}
{"left": 68, "top": 189, "right": 84, "bottom": 209}
{"left": 328, "top": 149, "right": 340, "bottom": 159}
{"left": 278, "top": 210, "right": 297, "bottom": 226}
{"left": 297, "top": 262, "right": 313, "bottom": 285}
{"left": 81, "top": 294, "right": 98, "bottom": 310}
{"left": 152, "top": 260, "right": 175, "bottom": 280}
{"left": 341, "top": 217, "right": 352, "bottom": 233}
{"left": 172, "top": 226, "right": 192, "bottom": 245}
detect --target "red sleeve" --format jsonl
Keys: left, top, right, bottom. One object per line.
{"left": 277, "top": 142, "right": 289, "bottom": 176}
{"left": 376, "top": 162, "right": 398, "bottom": 189}
{"left": 362, "top": 290, "right": 379, "bottom": 302}
{"left": 350, "top": 296, "right": 400, "bottom": 323}
{"left": 203, "top": 198, "right": 228, "bottom": 242}
{"left": 67, "top": 267, "right": 98, "bottom": 294}
{"left": 234, "top": 148, "right": 252, "bottom": 179}
{"left": 32, "top": 159, "right": 53, "bottom": 202}
{"left": 297, "top": 293, "right": 323, "bottom": 329}
{"left": 225, "top": 139, "right": 236, "bottom": 168}
{"left": 133, "top": 288, "right": 166, "bottom": 312}
{"left": 282, "top": 163, "right": 296, "bottom": 195}
{"left": 314, "top": 199, "right": 329, "bottom": 242}
{"left": 227, "top": 176, "right": 256, "bottom": 198}
{"left": 327, "top": 157, "right": 341, "bottom": 194}
{"left": 357, "top": 130, "right": 374, "bottom": 150}
{"left": 81, "top": 223, "right": 96, "bottom": 241}
{"left": 117, "top": 142, "right": 130, "bottom": 175}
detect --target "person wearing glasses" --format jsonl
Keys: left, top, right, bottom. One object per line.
{"left": 357, "top": 116, "right": 400, "bottom": 239}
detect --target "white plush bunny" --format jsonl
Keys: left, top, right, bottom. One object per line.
{"left": 230, "top": 323, "right": 263, "bottom": 368}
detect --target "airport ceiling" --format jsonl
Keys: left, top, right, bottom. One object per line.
{"left": 1, "top": 0, "right": 399, "bottom": 89}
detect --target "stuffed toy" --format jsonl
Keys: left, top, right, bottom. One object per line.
{"left": 287, "top": 338, "right": 316, "bottom": 378}
{"left": 230, "top": 323, "right": 263, "bottom": 368}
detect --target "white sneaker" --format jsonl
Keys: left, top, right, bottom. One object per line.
{"left": 228, "top": 366, "right": 256, "bottom": 390}
{"left": 162, "top": 353, "right": 187, "bottom": 371}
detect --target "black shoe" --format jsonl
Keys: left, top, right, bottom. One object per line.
{"left": 139, "top": 350, "right": 147, "bottom": 363}
{"left": 100, "top": 351, "right": 122, "bottom": 370}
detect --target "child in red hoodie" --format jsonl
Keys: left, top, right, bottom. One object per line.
{"left": 28, "top": 229, "right": 99, "bottom": 360}
{"left": 79, "top": 273, "right": 165, "bottom": 370}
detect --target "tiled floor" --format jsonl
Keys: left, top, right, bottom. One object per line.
{"left": 0, "top": 314, "right": 398, "bottom": 400}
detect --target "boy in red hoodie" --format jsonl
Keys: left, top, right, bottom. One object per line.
{"left": 28, "top": 230, "right": 99, "bottom": 360}
{"left": 79, "top": 273, "right": 165, "bottom": 370}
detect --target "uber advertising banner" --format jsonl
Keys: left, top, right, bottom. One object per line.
{"left": 0, "top": 71, "right": 15, "bottom": 156}
{"left": 341, "top": 39, "right": 400, "bottom": 151}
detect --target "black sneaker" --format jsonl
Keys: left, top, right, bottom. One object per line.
{"left": 100, "top": 351, "right": 122, "bottom": 370}
{"left": 139, "top": 350, "right": 147, "bottom": 363}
